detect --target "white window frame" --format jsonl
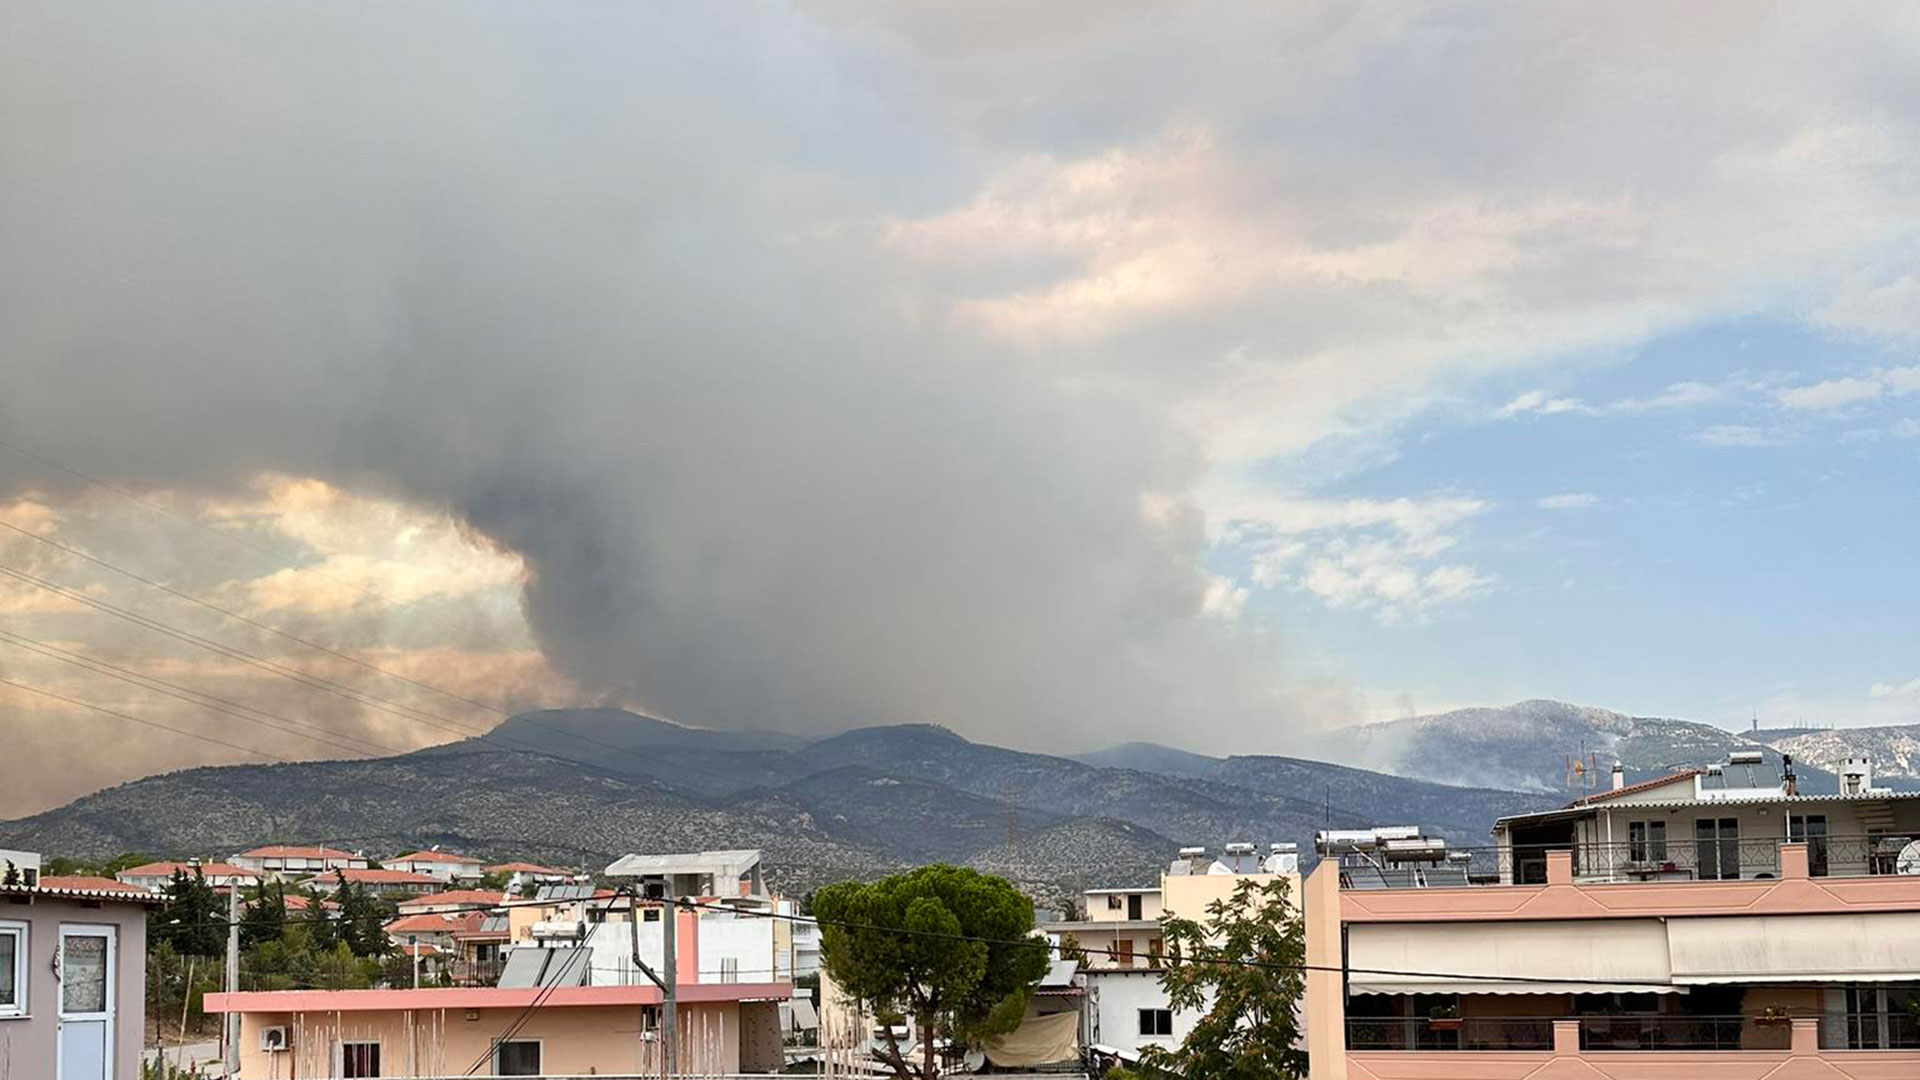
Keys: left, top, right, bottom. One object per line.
{"left": 0, "top": 920, "right": 26, "bottom": 1018}
{"left": 494, "top": 1037, "right": 543, "bottom": 1076}
{"left": 337, "top": 1039, "right": 382, "bottom": 1078}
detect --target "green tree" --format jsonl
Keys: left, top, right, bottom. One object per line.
{"left": 1057, "top": 933, "right": 1089, "bottom": 970}
{"left": 332, "top": 873, "right": 393, "bottom": 958}
{"left": 299, "top": 887, "right": 342, "bottom": 953}
{"left": 240, "top": 881, "right": 288, "bottom": 949}
{"left": 1139, "top": 878, "right": 1308, "bottom": 1080}
{"left": 814, "top": 865, "right": 1049, "bottom": 1080}
{"left": 154, "top": 868, "right": 224, "bottom": 957}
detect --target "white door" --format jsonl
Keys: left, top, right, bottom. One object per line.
{"left": 57, "top": 925, "right": 116, "bottom": 1080}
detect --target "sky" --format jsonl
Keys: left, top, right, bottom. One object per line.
{"left": 3, "top": 2, "right": 1920, "bottom": 816}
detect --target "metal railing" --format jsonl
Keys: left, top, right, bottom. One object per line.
{"left": 1578, "top": 1015, "right": 1750, "bottom": 1051}
{"left": 1346, "top": 1016, "right": 1555, "bottom": 1051}
{"left": 1822, "top": 1011, "right": 1920, "bottom": 1050}
{"left": 1338, "top": 835, "right": 1919, "bottom": 889}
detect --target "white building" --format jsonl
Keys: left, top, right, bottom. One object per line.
{"left": 0, "top": 849, "right": 41, "bottom": 887}
{"left": 115, "top": 860, "right": 260, "bottom": 892}
{"left": 387, "top": 848, "right": 486, "bottom": 883}
{"left": 229, "top": 844, "right": 368, "bottom": 881}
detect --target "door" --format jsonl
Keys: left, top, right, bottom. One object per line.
{"left": 1695, "top": 818, "right": 1740, "bottom": 880}
{"left": 1791, "top": 814, "right": 1829, "bottom": 876}
{"left": 57, "top": 924, "right": 116, "bottom": 1080}
{"left": 1127, "top": 894, "right": 1143, "bottom": 920}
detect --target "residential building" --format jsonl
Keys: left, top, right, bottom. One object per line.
{"left": 451, "top": 914, "right": 511, "bottom": 987}
{"left": 603, "top": 848, "right": 767, "bottom": 900}
{"left": 1304, "top": 757, "right": 1920, "bottom": 1080}
{"left": 1042, "top": 841, "right": 1302, "bottom": 1062}
{"left": 1, "top": 860, "right": 162, "bottom": 1080}
{"left": 1041, "top": 887, "right": 1164, "bottom": 970}
{"left": 205, "top": 982, "right": 790, "bottom": 1077}
{"left": 229, "top": 845, "right": 368, "bottom": 881}
{"left": 782, "top": 896, "right": 820, "bottom": 979}
{"left": 301, "top": 867, "right": 442, "bottom": 898}
{"left": 394, "top": 888, "right": 506, "bottom": 915}
{"left": 0, "top": 849, "right": 41, "bottom": 887}
{"left": 386, "top": 848, "right": 485, "bottom": 884}
{"left": 486, "top": 861, "right": 573, "bottom": 888}
{"left": 384, "top": 910, "right": 489, "bottom": 955}
{"left": 115, "top": 860, "right": 260, "bottom": 892}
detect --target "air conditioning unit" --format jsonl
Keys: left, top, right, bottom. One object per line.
{"left": 260, "top": 1026, "right": 292, "bottom": 1052}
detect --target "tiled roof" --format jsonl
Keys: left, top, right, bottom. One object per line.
{"left": 117, "top": 861, "right": 257, "bottom": 880}
{"left": 27, "top": 875, "right": 166, "bottom": 903}
{"left": 487, "top": 862, "right": 571, "bottom": 876}
{"left": 1570, "top": 770, "right": 1701, "bottom": 807}
{"left": 237, "top": 845, "right": 358, "bottom": 859}
{"left": 278, "top": 894, "right": 340, "bottom": 911}
{"left": 393, "top": 850, "right": 478, "bottom": 864}
{"left": 397, "top": 889, "right": 506, "bottom": 909}
{"left": 385, "top": 911, "right": 487, "bottom": 936}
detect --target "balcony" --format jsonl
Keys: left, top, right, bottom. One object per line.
{"left": 1336, "top": 835, "right": 1913, "bottom": 890}
{"left": 1340, "top": 1017, "right": 1920, "bottom": 1080}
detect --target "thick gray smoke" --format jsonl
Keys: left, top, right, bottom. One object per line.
{"left": 0, "top": 2, "right": 1303, "bottom": 753}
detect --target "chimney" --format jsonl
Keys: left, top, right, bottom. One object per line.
{"left": 1611, "top": 763, "right": 1626, "bottom": 791}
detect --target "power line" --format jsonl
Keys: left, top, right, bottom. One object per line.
{"left": 0, "top": 676, "right": 294, "bottom": 763}
{"left": 0, "top": 628, "right": 407, "bottom": 759}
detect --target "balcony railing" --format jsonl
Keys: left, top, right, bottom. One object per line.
{"left": 1822, "top": 1012, "right": 1920, "bottom": 1050}
{"left": 1577, "top": 1014, "right": 1750, "bottom": 1051}
{"left": 1338, "top": 835, "right": 1917, "bottom": 889}
{"left": 1346, "top": 1017, "right": 1555, "bottom": 1051}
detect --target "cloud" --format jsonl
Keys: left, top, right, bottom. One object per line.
{"left": 1690, "top": 424, "right": 1785, "bottom": 448}
{"left": 1499, "top": 391, "right": 1591, "bottom": 418}
{"left": 1869, "top": 678, "right": 1920, "bottom": 699}
{"left": 1213, "top": 489, "right": 1495, "bottom": 624}
{"left": 1893, "top": 418, "right": 1920, "bottom": 440}
{"left": 1777, "top": 376, "right": 1887, "bottom": 410}
{"left": 1537, "top": 493, "right": 1600, "bottom": 510}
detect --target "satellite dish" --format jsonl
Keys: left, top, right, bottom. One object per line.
{"left": 962, "top": 1049, "right": 987, "bottom": 1072}
{"left": 1896, "top": 841, "right": 1920, "bottom": 876}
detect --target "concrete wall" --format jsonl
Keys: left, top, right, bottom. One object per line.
{"left": 232, "top": 1001, "right": 748, "bottom": 1078}
{"left": 1161, "top": 871, "right": 1300, "bottom": 924}
{"left": 1084, "top": 970, "right": 1188, "bottom": 1056}
{"left": 1088, "top": 891, "right": 1163, "bottom": 923}
{"left": 0, "top": 895, "right": 148, "bottom": 1080}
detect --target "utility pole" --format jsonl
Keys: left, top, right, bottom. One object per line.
{"left": 224, "top": 882, "right": 240, "bottom": 1074}
{"left": 620, "top": 888, "right": 678, "bottom": 1078}
{"left": 662, "top": 895, "right": 678, "bottom": 1078}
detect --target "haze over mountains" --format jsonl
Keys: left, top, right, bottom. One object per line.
{"left": 0, "top": 706, "right": 1552, "bottom": 903}
{"left": 7, "top": 700, "right": 1915, "bottom": 905}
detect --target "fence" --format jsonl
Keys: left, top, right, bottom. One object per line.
{"left": 1344, "top": 835, "right": 1915, "bottom": 889}
{"left": 1347, "top": 1016, "right": 1555, "bottom": 1051}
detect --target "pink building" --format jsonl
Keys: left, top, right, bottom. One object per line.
{"left": 1305, "top": 834, "right": 1920, "bottom": 1080}
{"left": 205, "top": 982, "right": 790, "bottom": 1077}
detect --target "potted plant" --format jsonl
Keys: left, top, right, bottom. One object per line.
{"left": 1428, "top": 1002, "right": 1462, "bottom": 1032}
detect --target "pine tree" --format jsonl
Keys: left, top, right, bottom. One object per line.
{"left": 156, "top": 868, "right": 225, "bottom": 957}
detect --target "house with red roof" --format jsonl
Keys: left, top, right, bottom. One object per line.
{"left": 395, "top": 888, "right": 506, "bottom": 915}
{"left": 115, "top": 859, "right": 260, "bottom": 892}
{"left": 300, "top": 867, "right": 442, "bottom": 898}
{"left": 387, "top": 848, "right": 485, "bottom": 883}
{"left": 3, "top": 854, "right": 164, "bottom": 1080}
{"left": 229, "top": 844, "right": 369, "bottom": 882}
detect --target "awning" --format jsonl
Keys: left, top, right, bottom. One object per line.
{"left": 1348, "top": 919, "right": 1679, "bottom": 995}
{"left": 1669, "top": 913, "right": 1920, "bottom": 984}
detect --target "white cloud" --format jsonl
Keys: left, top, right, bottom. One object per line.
{"left": 1816, "top": 273, "right": 1920, "bottom": 338}
{"left": 1690, "top": 424, "right": 1784, "bottom": 448}
{"left": 1777, "top": 375, "right": 1886, "bottom": 410}
{"left": 1199, "top": 573, "right": 1249, "bottom": 621}
{"left": 1209, "top": 487, "right": 1494, "bottom": 624}
{"left": 1869, "top": 678, "right": 1920, "bottom": 699}
{"left": 1893, "top": 418, "right": 1920, "bottom": 439}
{"left": 1608, "top": 381, "right": 1724, "bottom": 413}
{"left": 1498, "top": 391, "right": 1590, "bottom": 418}
{"left": 1537, "top": 493, "right": 1599, "bottom": 510}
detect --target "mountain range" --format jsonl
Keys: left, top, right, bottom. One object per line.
{"left": 0, "top": 707, "right": 1552, "bottom": 906}
{"left": 7, "top": 700, "right": 1914, "bottom": 907}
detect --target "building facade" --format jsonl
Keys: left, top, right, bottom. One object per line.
{"left": 114, "top": 861, "right": 259, "bottom": 892}
{"left": 206, "top": 983, "right": 790, "bottom": 1077}
{"left": 229, "top": 845, "right": 368, "bottom": 881}
{"left": 0, "top": 871, "right": 159, "bottom": 1080}
{"left": 387, "top": 850, "right": 485, "bottom": 884}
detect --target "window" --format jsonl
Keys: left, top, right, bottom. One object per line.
{"left": 1138, "top": 1008, "right": 1173, "bottom": 1037}
{"left": 1628, "top": 821, "right": 1667, "bottom": 863}
{"left": 1791, "top": 815, "right": 1829, "bottom": 876}
{"left": 1105, "top": 895, "right": 1124, "bottom": 911}
{"left": 643, "top": 908, "right": 661, "bottom": 923}
{"left": 495, "top": 1040, "right": 541, "bottom": 1076}
{"left": 61, "top": 933, "right": 108, "bottom": 1014}
{"left": 0, "top": 922, "right": 24, "bottom": 1017}
{"left": 718, "top": 956, "right": 739, "bottom": 983}
{"left": 340, "top": 1042, "right": 381, "bottom": 1078}
{"left": 1127, "top": 893, "right": 1143, "bottom": 920}
{"left": 1695, "top": 818, "right": 1740, "bottom": 880}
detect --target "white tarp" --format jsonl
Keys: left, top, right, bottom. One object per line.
{"left": 1348, "top": 919, "right": 1680, "bottom": 995}
{"left": 1668, "top": 912, "right": 1920, "bottom": 984}
{"left": 983, "top": 1010, "right": 1080, "bottom": 1067}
